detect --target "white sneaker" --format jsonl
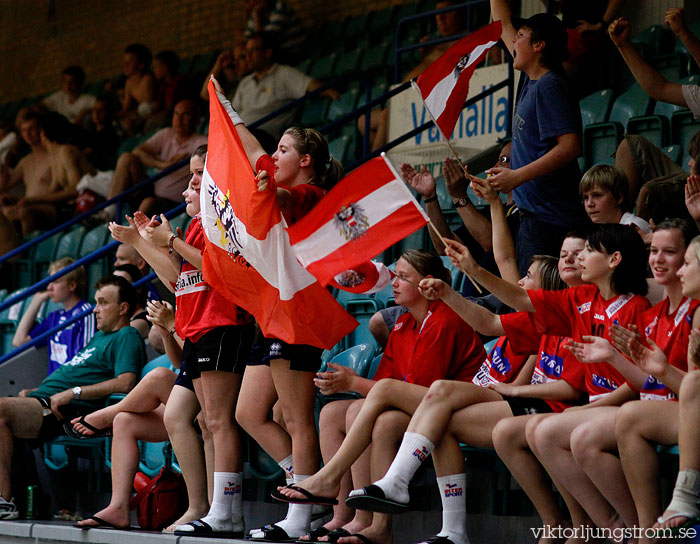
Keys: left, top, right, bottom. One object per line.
{"left": 0, "top": 496, "right": 18, "bottom": 520}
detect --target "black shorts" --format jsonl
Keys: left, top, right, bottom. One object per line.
{"left": 247, "top": 334, "right": 323, "bottom": 373}
{"left": 184, "top": 324, "right": 255, "bottom": 380}
{"left": 503, "top": 396, "right": 553, "bottom": 416}
{"left": 174, "top": 358, "right": 195, "bottom": 392}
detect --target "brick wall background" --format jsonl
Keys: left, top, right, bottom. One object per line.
{"left": 0, "top": 0, "right": 413, "bottom": 104}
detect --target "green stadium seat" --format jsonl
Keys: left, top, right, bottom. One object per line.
{"left": 583, "top": 122, "right": 624, "bottom": 169}
{"left": 361, "top": 42, "right": 390, "bottom": 75}
{"left": 33, "top": 232, "right": 64, "bottom": 283}
{"left": 369, "top": 6, "right": 397, "bottom": 36}
{"left": 660, "top": 144, "right": 683, "bottom": 165}
{"left": 328, "top": 134, "right": 351, "bottom": 165}
{"left": 54, "top": 225, "right": 88, "bottom": 260}
{"left": 608, "top": 84, "right": 655, "bottom": 127}
{"left": 300, "top": 96, "right": 331, "bottom": 128}
{"left": 630, "top": 24, "right": 674, "bottom": 56}
{"left": 579, "top": 89, "right": 615, "bottom": 128}
{"left": 396, "top": 2, "right": 418, "bottom": 22}
{"left": 0, "top": 288, "right": 27, "bottom": 355}
{"left": 671, "top": 109, "right": 700, "bottom": 152}
{"left": 294, "top": 58, "right": 312, "bottom": 74}
{"left": 650, "top": 53, "right": 688, "bottom": 81}
{"left": 344, "top": 13, "right": 372, "bottom": 40}
{"left": 626, "top": 115, "right": 670, "bottom": 148}
{"left": 310, "top": 53, "right": 337, "bottom": 81}
{"left": 335, "top": 49, "right": 364, "bottom": 77}
{"left": 328, "top": 88, "right": 360, "bottom": 122}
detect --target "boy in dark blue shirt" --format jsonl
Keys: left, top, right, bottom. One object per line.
{"left": 487, "top": 2, "right": 587, "bottom": 274}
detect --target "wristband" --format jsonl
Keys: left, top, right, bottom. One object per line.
{"left": 423, "top": 195, "right": 438, "bottom": 204}
{"left": 169, "top": 326, "right": 176, "bottom": 337}
{"left": 168, "top": 233, "right": 177, "bottom": 255}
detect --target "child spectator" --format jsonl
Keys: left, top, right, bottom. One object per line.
{"left": 12, "top": 257, "right": 95, "bottom": 376}
{"left": 580, "top": 164, "right": 650, "bottom": 233}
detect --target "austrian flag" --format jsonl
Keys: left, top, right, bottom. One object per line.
{"left": 287, "top": 154, "right": 429, "bottom": 286}
{"left": 414, "top": 21, "right": 502, "bottom": 139}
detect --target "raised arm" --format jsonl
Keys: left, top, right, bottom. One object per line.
{"left": 490, "top": 0, "right": 516, "bottom": 57}
{"left": 443, "top": 237, "right": 535, "bottom": 311}
{"left": 214, "top": 77, "right": 266, "bottom": 169}
{"left": 665, "top": 8, "right": 700, "bottom": 72}
{"left": 608, "top": 17, "right": 686, "bottom": 107}
{"left": 420, "top": 278, "right": 506, "bottom": 336}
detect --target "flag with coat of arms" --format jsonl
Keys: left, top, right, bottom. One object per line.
{"left": 199, "top": 80, "right": 357, "bottom": 349}
{"left": 287, "top": 154, "right": 429, "bottom": 286}
{"left": 413, "top": 21, "right": 502, "bottom": 139}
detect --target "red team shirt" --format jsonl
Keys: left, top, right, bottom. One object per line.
{"left": 174, "top": 217, "right": 252, "bottom": 342}
{"left": 374, "top": 300, "right": 486, "bottom": 387}
{"left": 529, "top": 285, "right": 650, "bottom": 401}
{"left": 640, "top": 297, "right": 700, "bottom": 401}
{"left": 501, "top": 311, "right": 586, "bottom": 411}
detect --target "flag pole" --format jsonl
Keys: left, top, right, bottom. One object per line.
{"left": 410, "top": 79, "right": 470, "bottom": 180}
{"left": 385, "top": 150, "right": 483, "bottom": 295}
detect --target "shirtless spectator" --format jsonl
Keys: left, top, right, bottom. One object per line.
{"left": 231, "top": 32, "right": 339, "bottom": 147}
{"left": 244, "top": 0, "right": 305, "bottom": 65}
{"left": 0, "top": 110, "right": 50, "bottom": 251}
{"left": 120, "top": 43, "right": 157, "bottom": 136}
{"left": 360, "top": 1, "right": 468, "bottom": 150}
{"left": 14, "top": 112, "right": 95, "bottom": 235}
{"left": 105, "top": 99, "right": 206, "bottom": 218}
{"left": 200, "top": 43, "right": 251, "bottom": 102}
{"left": 40, "top": 66, "right": 96, "bottom": 126}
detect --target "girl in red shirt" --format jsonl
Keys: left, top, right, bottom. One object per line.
{"left": 211, "top": 77, "right": 347, "bottom": 541}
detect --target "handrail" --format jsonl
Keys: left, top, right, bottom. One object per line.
{"left": 0, "top": 272, "right": 156, "bottom": 366}
{"left": 0, "top": 203, "right": 185, "bottom": 315}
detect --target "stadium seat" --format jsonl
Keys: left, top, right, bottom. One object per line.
{"left": 317, "top": 343, "right": 377, "bottom": 405}
{"left": 650, "top": 53, "right": 688, "bottom": 82}
{"left": 344, "top": 13, "right": 372, "bottom": 41}
{"left": 630, "top": 24, "right": 674, "bottom": 56}
{"left": 32, "top": 232, "right": 63, "bottom": 283}
{"left": 440, "top": 255, "right": 465, "bottom": 291}
{"left": 608, "top": 84, "right": 655, "bottom": 127}
{"left": 328, "top": 134, "right": 351, "bottom": 165}
{"left": 335, "top": 49, "right": 364, "bottom": 77}
{"left": 361, "top": 42, "right": 390, "bottom": 75}
{"left": 369, "top": 6, "right": 397, "bottom": 36}
{"left": 582, "top": 122, "right": 624, "bottom": 169}
{"left": 367, "top": 353, "right": 383, "bottom": 380}
{"left": 660, "top": 144, "right": 683, "bottom": 165}
{"left": 342, "top": 298, "right": 382, "bottom": 351}
{"left": 246, "top": 432, "right": 284, "bottom": 481}
{"left": 0, "top": 289, "right": 27, "bottom": 355}
{"left": 79, "top": 224, "right": 112, "bottom": 299}
{"left": 328, "top": 88, "right": 360, "bottom": 122}
{"left": 294, "top": 58, "right": 312, "bottom": 74}
{"left": 626, "top": 115, "right": 670, "bottom": 148}
{"left": 579, "top": 89, "right": 614, "bottom": 128}
{"left": 310, "top": 53, "right": 337, "bottom": 80}
{"left": 300, "top": 96, "right": 331, "bottom": 128}
{"left": 54, "top": 225, "right": 88, "bottom": 260}
{"left": 671, "top": 109, "right": 700, "bottom": 153}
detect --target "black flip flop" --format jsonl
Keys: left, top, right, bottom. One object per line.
{"left": 347, "top": 534, "right": 378, "bottom": 544}
{"left": 249, "top": 523, "right": 298, "bottom": 542}
{"left": 326, "top": 528, "right": 352, "bottom": 543}
{"left": 63, "top": 416, "right": 112, "bottom": 440}
{"left": 344, "top": 485, "right": 410, "bottom": 514}
{"left": 296, "top": 526, "right": 331, "bottom": 543}
{"left": 173, "top": 519, "right": 243, "bottom": 538}
{"left": 271, "top": 484, "right": 339, "bottom": 506}
{"left": 74, "top": 515, "right": 130, "bottom": 530}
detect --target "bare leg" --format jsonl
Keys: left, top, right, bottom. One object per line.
{"left": 77, "top": 409, "right": 168, "bottom": 528}
{"left": 571, "top": 411, "right": 638, "bottom": 529}
{"left": 163, "top": 385, "right": 209, "bottom": 529}
{"left": 530, "top": 408, "right": 624, "bottom": 532}
{"left": 493, "top": 414, "right": 570, "bottom": 541}
{"left": 18, "top": 204, "right": 58, "bottom": 235}
{"left": 197, "top": 412, "right": 214, "bottom": 503}
{"left": 71, "top": 366, "right": 175, "bottom": 435}
{"left": 0, "top": 398, "right": 43, "bottom": 499}
{"left": 0, "top": 212, "right": 21, "bottom": 255}
{"left": 277, "top": 379, "right": 430, "bottom": 501}
{"left": 199, "top": 370, "right": 242, "bottom": 472}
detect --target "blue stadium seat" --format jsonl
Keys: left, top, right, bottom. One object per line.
{"left": 300, "top": 96, "right": 331, "bottom": 127}
{"left": 630, "top": 24, "right": 674, "bottom": 56}
{"left": 328, "top": 134, "right": 351, "bottom": 165}
{"left": 660, "top": 144, "right": 683, "bottom": 165}
{"left": 367, "top": 353, "right": 383, "bottom": 380}
{"left": 342, "top": 298, "right": 382, "bottom": 351}
{"left": 608, "top": 84, "right": 655, "bottom": 127}
{"left": 310, "top": 53, "right": 337, "bottom": 80}
{"left": 440, "top": 255, "right": 465, "bottom": 291}
{"left": 334, "top": 49, "right": 363, "bottom": 77}
{"left": 650, "top": 53, "right": 688, "bottom": 81}
{"left": 582, "top": 122, "right": 624, "bottom": 169}
{"left": 328, "top": 88, "right": 360, "bottom": 122}
{"left": 626, "top": 115, "right": 670, "bottom": 148}
{"left": 54, "top": 225, "right": 88, "bottom": 260}
{"left": 671, "top": 109, "right": 700, "bottom": 153}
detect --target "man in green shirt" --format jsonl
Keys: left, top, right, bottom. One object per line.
{"left": 0, "top": 275, "right": 145, "bottom": 519}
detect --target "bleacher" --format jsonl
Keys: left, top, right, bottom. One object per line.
{"left": 0, "top": 1, "right": 698, "bottom": 541}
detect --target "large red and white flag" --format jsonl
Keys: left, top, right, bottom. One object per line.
{"left": 414, "top": 21, "right": 502, "bottom": 139}
{"left": 287, "top": 154, "right": 429, "bottom": 286}
{"left": 200, "top": 81, "right": 357, "bottom": 349}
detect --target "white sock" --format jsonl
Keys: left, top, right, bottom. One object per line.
{"left": 374, "top": 431, "right": 435, "bottom": 504}
{"left": 273, "top": 474, "right": 313, "bottom": 537}
{"left": 667, "top": 469, "right": 700, "bottom": 518}
{"left": 198, "top": 472, "right": 237, "bottom": 530}
{"left": 436, "top": 474, "right": 468, "bottom": 544}
{"left": 250, "top": 476, "right": 295, "bottom": 537}
{"left": 229, "top": 473, "right": 243, "bottom": 528}
{"left": 278, "top": 454, "right": 294, "bottom": 480}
